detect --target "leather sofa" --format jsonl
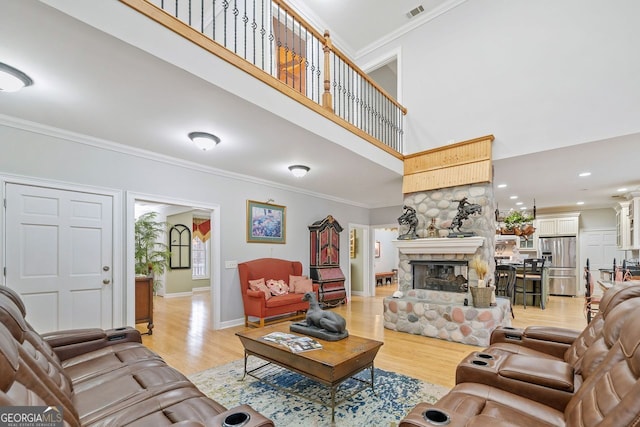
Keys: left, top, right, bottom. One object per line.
{"left": 0, "top": 286, "right": 273, "bottom": 427}
{"left": 399, "top": 282, "right": 640, "bottom": 426}
{"left": 238, "top": 258, "right": 319, "bottom": 327}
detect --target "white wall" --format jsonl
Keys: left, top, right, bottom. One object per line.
{"left": 0, "top": 123, "right": 369, "bottom": 326}
{"left": 579, "top": 208, "right": 617, "bottom": 230}
{"left": 357, "top": 0, "right": 640, "bottom": 159}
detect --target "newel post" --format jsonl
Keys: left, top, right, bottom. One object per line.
{"left": 322, "top": 30, "right": 333, "bottom": 112}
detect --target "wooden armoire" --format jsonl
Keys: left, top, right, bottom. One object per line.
{"left": 308, "top": 215, "right": 346, "bottom": 307}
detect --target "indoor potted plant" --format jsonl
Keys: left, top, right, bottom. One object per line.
{"left": 501, "top": 211, "right": 535, "bottom": 237}
{"left": 135, "top": 212, "right": 171, "bottom": 290}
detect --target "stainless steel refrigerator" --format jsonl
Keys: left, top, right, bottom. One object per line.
{"left": 539, "top": 236, "right": 578, "bottom": 296}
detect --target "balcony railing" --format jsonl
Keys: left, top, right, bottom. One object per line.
{"left": 120, "top": 0, "right": 406, "bottom": 155}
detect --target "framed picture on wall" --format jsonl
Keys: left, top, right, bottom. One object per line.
{"left": 246, "top": 200, "right": 286, "bottom": 243}
{"left": 375, "top": 241, "right": 381, "bottom": 258}
{"left": 350, "top": 229, "right": 356, "bottom": 258}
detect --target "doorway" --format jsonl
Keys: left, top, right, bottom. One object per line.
{"left": 127, "top": 193, "right": 221, "bottom": 330}
{"left": 348, "top": 223, "right": 371, "bottom": 298}
{"left": 364, "top": 48, "right": 401, "bottom": 101}
{"left": 373, "top": 225, "right": 399, "bottom": 297}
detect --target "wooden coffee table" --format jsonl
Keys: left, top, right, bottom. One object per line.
{"left": 236, "top": 323, "right": 383, "bottom": 422}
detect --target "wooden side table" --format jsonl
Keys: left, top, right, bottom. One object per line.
{"left": 135, "top": 276, "right": 154, "bottom": 335}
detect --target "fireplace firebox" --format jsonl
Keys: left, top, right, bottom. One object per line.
{"left": 410, "top": 260, "right": 468, "bottom": 293}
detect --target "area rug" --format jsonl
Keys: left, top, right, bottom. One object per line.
{"left": 188, "top": 358, "right": 449, "bottom": 427}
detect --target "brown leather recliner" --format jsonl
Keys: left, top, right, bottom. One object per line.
{"left": 454, "top": 295, "right": 640, "bottom": 411}
{"left": 486, "top": 282, "right": 640, "bottom": 361}
{"left": 400, "top": 305, "right": 640, "bottom": 427}
{"left": 0, "top": 286, "right": 274, "bottom": 427}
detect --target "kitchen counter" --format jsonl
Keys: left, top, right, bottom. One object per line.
{"left": 598, "top": 280, "right": 640, "bottom": 292}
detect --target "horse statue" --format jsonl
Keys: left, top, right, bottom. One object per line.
{"left": 398, "top": 205, "right": 419, "bottom": 240}
{"left": 449, "top": 197, "right": 482, "bottom": 232}
{"left": 302, "top": 292, "right": 347, "bottom": 334}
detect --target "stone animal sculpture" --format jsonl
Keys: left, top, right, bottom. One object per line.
{"left": 302, "top": 292, "right": 347, "bottom": 334}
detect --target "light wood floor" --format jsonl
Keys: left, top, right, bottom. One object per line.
{"left": 138, "top": 285, "right": 587, "bottom": 388}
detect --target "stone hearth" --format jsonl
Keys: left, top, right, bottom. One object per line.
{"left": 383, "top": 289, "right": 511, "bottom": 347}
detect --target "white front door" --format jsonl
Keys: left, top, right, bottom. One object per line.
{"left": 5, "top": 183, "right": 113, "bottom": 332}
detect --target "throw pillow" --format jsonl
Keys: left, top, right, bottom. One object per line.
{"left": 266, "top": 279, "right": 289, "bottom": 296}
{"left": 293, "top": 278, "right": 313, "bottom": 294}
{"left": 289, "top": 274, "right": 308, "bottom": 290}
{"left": 248, "top": 278, "right": 271, "bottom": 300}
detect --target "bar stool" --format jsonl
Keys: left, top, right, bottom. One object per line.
{"left": 514, "top": 258, "right": 545, "bottom": 309}
{"left": 495, "top": 264, "right": 516, "bottom": 318}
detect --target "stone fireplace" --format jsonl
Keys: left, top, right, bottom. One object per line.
{"left": 382, "top": 183, "right": 512, "bottom": 346}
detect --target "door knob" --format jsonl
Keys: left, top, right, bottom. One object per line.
{"left": 103, "top": 266, "right": 110, "bottom": 271}
{"left": 103, "top": 279, "right": 111, "bottom": 285}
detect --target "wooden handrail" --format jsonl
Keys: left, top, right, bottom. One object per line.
{"left": 326, "top": 36, "right": 408, "bottom": 115}
{"left": 119, "top": 0, "right": 405, "bottom": 157}
{"left": 271, "top": 0, "right": 326, "bottom": 41}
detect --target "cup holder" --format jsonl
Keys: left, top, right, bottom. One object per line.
{"left": 471, "top": 359, "right": 488, "bottom": 366}
{"left": 222, "top": 412, "right": 250, "bottom": 427}
{"left": 422, "top": 409, "right": 451, "bottom": 425}
{"left": 476, "top": 353, "right": 494, "bottom": 359}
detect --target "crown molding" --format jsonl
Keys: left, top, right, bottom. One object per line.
{"left": 356, "top": 0, "right": 469, "bottom": 59}
{"left": 0, "top": 114, "right": 370, "bottom": 209}
{"left": 284, "top": 0, "right": 356, "bottom": 58}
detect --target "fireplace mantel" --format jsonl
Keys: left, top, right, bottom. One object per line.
{"left": 392, "top": 237, "right": 485, "bottom": 254}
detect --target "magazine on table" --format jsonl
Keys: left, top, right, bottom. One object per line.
{"left": 261, "top": 332, "right": 323, "bottom": 353}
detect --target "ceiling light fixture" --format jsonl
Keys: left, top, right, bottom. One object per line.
{"left": 510, "top": 195, "right": 518, "bottom": 200}
{"left": 0, "top": 62, "right": 33, "bottom": 92}
{"left": 188, "top": 132, "right": 220, "bottom": 151}
{"left": 288, "top": 164, "right": 310, "bottom": 178}
{"left": 577, "top": 201, "right": 585, "bottom": 205}
{"left": 497, "top": 184, "right": 507, "bottom": 188}
{"left": 579, "top": 172, "right": 591, "bottom": 177}
{"left": 617, "top": 188, "right": 628, "bottom": 192}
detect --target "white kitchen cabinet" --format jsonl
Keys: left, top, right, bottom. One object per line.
{"left": 519, "top": 235, "right": 537, "bottom": 251}
{"left": 617, "top": 195, "right": 640, "bottom": 250}
{"left": 616, "top": 201, "right": 631, "bottom": 249}
{"left": 536, "top": 215, "right": 579, "bottom": 237}
{"left": 629, "top": 196, "right": 640, "bottom": 249}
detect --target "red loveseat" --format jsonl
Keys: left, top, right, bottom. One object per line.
{"left": 238, "top": 258, "right": 319, "bottom": 327}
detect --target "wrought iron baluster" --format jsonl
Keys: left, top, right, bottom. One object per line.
{"left": 212, "top": 0, "right": 216, "bottom": 41}
{"left": 268, "top": 4, "right": 274, "bottom": 76}
{"left": 233, "top": 0, "right": 238, "bottom": 54}
{"left": 222, "top": 0, "right": 228, "bottom": 47}
{"left": 251, "top": 0, "right": 256, "bottom": 65}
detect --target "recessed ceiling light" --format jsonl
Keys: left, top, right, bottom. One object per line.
{"left": 617, "top": 188, "right": 628, "bottom": 192}
{"left": 515, "top": 202, "right": 523, "bottom": 206}
{"left": 510, "top": 196, "right": 518, "bottom": 200}
{"left": 578, "top": 172, "right": 591, "bottom": 177}
{"left": 576, "top": 201, "right": 585, "bottom": 205}
{"left": 497, "top": 184, "right": 507, "bottom": 188}
{"left": 519, "top": 206, "right": 527, "bottom": 210}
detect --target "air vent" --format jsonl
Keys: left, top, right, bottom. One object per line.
{"left": 407, "top": 5, "right": 425, "bottom": 19}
